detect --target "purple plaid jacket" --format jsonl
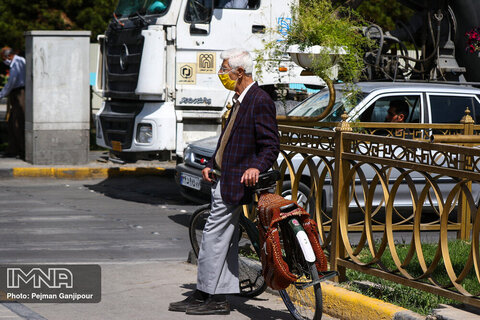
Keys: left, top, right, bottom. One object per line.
{"left": 207, "top": 83, "right": 280, "bottom": 205}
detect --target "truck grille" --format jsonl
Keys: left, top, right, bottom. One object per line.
{"left": 99, "top": 101, "right": 143, "bottom": 149}
{"left": 105, "top": 25, "right": 146, "bottom": 99}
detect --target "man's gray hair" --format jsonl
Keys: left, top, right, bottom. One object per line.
{"left": 220, "top": 48, "right": 253, "bottom": 75}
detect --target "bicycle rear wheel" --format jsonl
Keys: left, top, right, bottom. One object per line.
{"left": 279, "top": 221, "right": 323, "bottom": 320}
{"left": 188, "top": 205, "right": 267, "bottom": 298}
{"left": 189, "top": 204, "right": 210, "bottom": 256}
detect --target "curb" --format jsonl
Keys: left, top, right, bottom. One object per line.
{"left": 322, "top": 282, "right": 425, "bottom": 320}
{"left": 188, "top": 251, "right": 426, "bottom": 320}
{"left": 265, "top": 280, "right": 425, "bottom": 320}
{"left": 0, "top": 167, "right": 175, "bottom": 179}
{"left": 432, "top": 304, "right": 480, "bottom": 320}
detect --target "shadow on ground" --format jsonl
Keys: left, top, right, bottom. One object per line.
{"left": 174, "top": 283, "right": 290, "bottom": 319}
{"left": 168, "top": 213, "right": 191, "bottom": 228}
{"left": 85, "top": 175, "right": 193, "bottom": 205}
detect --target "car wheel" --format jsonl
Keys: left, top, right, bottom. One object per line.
{"left": 281, "top": 180, "right": 315, "bottom": 218}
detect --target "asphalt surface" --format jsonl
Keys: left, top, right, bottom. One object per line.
{"left": 0, "top": 176, "right": 338, "bottom": 320}
{"left": 0, "top": 176, "right": 193, "bottom": 263}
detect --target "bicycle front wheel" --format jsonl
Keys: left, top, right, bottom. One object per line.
{"left": 188, "top": 205, "right": 266, "bottom": 298}
{"left": 280, "top": 262, "right": 322, "bottom": 320}
{"left": 278, "top": 220, "right": 323, "bottom": 320}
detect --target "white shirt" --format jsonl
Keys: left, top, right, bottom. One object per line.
{"left": 236, "top": 81, "right": 255, "bottom": 104}
{"left": 0, "top": 55, "right": 26, "bottom": 99}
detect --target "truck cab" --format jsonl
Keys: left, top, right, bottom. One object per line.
{"left": 95, "top": 0, "right": 322, "bottom": 161}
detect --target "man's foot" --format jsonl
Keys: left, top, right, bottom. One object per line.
{"left": 185, "top": 298, "right": 230, "bottom": 315}
{"left": 168, "top": 290, "right": 209, "bottom": 312}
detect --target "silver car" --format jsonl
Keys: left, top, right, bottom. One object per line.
{"left": 175, "top": 82, "right": 480, "bottom": 212}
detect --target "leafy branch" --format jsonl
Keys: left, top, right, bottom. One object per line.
{"left": 287, "top": 0, "right": 373, "bottom": 84}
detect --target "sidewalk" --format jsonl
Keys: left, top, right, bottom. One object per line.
{"left": 0, "top": 261, "right": 335, "bottom": 320}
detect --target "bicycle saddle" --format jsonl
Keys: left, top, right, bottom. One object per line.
{"left": 253, "top": 170, "right": 281, "bottom": 192}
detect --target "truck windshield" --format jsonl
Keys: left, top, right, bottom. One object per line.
{"left": 115, "top": 0, "right": 171, "bottom": 17}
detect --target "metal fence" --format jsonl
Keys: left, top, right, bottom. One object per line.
{"left": 276, "top": 111, "right": 480, "bottom": 307}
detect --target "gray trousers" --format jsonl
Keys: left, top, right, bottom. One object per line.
{"left": 196, "top": 181, "right": 241, "bottom": 294}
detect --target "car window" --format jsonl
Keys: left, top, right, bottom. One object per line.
{"left": 429, "top": 95, "right": 480, "bottom": 123}
{"left": 358, "top": 95, "right": 421, "bottom": 123}
{"left": 288, "top": 87, "right": 334, "bottom": 117}
{"left": 260, "top": 83, "right": 321, "bottom": 115}
{"left": 288, "top": 86, "right": 360, "bottom": 121}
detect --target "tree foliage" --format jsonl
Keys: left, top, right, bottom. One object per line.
{"left": 0, "top": 0, "right": 117, "bottom": 52}
{"left": 337, "top": 0, "right": 414, "bottom": 31}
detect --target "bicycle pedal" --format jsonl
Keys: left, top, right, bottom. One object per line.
{"left": 240, "top": 281, "right": 254, "bottom": 290}
{"left": 318, "top": 271, "right": 338, "bottom": 282}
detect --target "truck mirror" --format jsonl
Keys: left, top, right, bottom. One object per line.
{"left": 186, "top": 0, "right": 214, "bottom": 24}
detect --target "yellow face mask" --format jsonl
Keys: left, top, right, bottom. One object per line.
{"left": 218, "top": 73, "right": 237, "bottom": 91}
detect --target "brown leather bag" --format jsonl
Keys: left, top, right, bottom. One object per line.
{"left": 257, "top": 193, "right": 328, "bottom": 290}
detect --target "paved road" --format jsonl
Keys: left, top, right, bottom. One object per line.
{"left": 0, "top": 176, "right": 194, "bottom": 263}
{"left": 0, "top": 176, "right": 338, "bottom": 320}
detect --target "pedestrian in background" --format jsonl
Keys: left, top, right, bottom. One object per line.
{"left": 0, "top": 47, "right": 26, "bottom": 159}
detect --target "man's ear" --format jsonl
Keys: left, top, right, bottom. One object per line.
{"left": 398, "top": 114, "right": 405, "bottom": 122}
{"left": 236, "top": 67, "right": 245, "bottom": 77}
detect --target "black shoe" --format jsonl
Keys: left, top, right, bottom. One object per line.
{"left": 168, "top": 295, "right": 205, "bottom": 312}
{"left": 185, "top": 298, "right": 230, "bottom": 315}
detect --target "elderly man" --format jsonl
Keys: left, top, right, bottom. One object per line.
{"left": 169, "top": 48, "right": 279, "bottom": 315}
{"left": 0, "top": 47, "right": 25, "bottom": 158}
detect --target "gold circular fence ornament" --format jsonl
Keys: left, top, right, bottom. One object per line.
{"left": 338, "top": 161, "right": 390, "bottom": 266}
{"left": 440, "top": 181, "right": 477, "bottom": 296}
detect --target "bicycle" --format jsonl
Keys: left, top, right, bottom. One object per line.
{"left": 189, "top": 170, "right": 337, "bottom": 320}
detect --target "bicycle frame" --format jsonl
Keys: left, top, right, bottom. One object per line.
{"left": 239, "top": 213, "right": 261, "bottom": 257}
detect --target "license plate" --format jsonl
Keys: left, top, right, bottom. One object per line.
{"left": 111, "top": 140, "right": 122, "bottom": 152}
{"left": 180, "top": 173, "right": 201, "bottom": 190}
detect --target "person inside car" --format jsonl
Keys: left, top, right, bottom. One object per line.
{"left": 385, "top": 100, "right": 409, "bottom": 123}
{"left": 384, "top": 99, "right": 410, "bottom": 136}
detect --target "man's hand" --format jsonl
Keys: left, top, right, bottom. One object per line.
{"left": 240, "top": 168, "right": 260, "bottom": 187}
{"left": 202, "top": 167, "right": 213, "bottom": 182}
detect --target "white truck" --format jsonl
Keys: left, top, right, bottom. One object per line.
{"left": 94, "top": 0, "right": 321, "bottom": 161}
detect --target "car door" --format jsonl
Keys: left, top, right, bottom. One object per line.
{"left": 426, "top": 93, "right": 480, "bottom": 213}
{"left": 427, "top": 93, "right": 480, "bottom": 124}
{"left": 348, "top": 93, "right": 425, "bottom": 216}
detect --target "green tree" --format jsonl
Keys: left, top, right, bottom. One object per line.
{"left": 0, "top": 0, "right": 116, "bottom": 52}
{"left": 334, "top": 0, "right": 414, "bottom": 31}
